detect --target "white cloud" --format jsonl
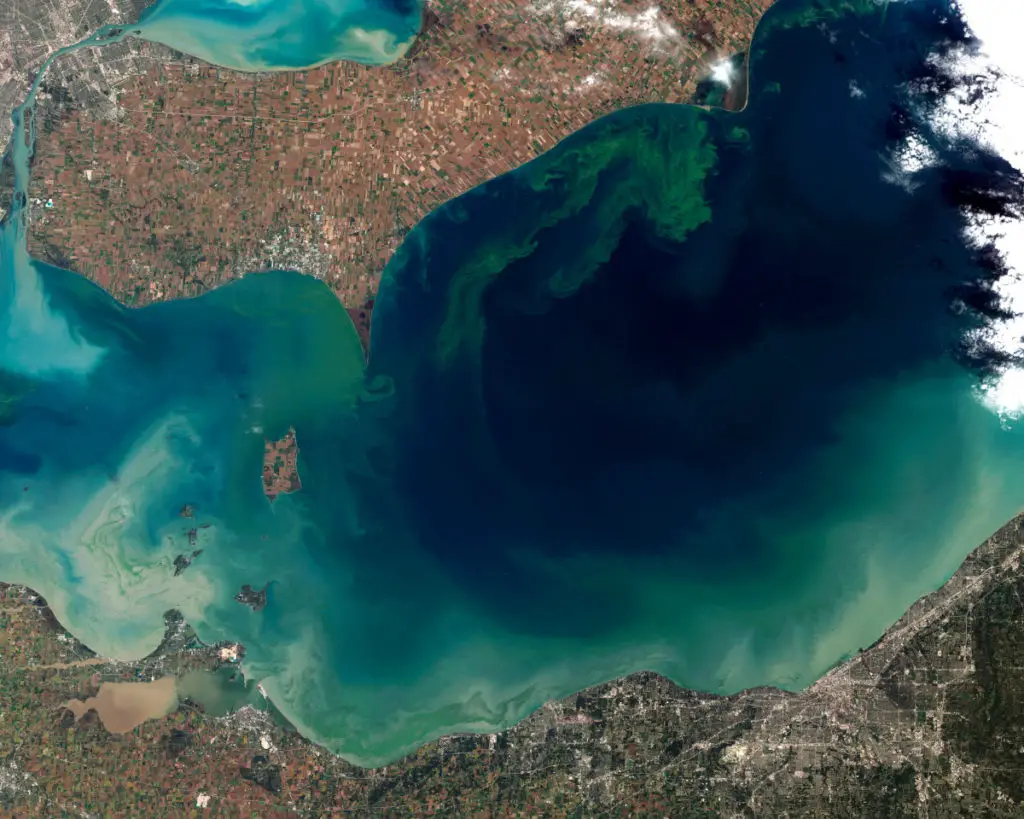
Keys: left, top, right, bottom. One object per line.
{"left": 532, "top": 0, "right": 681, "bottom": 49}
{"left": 711, "top": 59, "right": 736, "bottom": 87}
{"left": 886, "top": 0, "right": 1024, "bottom": 418}
{"left": 939, "top": 0, "right": 1024, "bottom": 418}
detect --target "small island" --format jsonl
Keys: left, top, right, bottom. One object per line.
{"left": 234, "top": 583, "right": 268, "bottom": 612}
{"left": 172, "top": 549, "right": 202, "bottom": 576}
{"left": 262, "top": 427, "right": 301, "bottom": 501}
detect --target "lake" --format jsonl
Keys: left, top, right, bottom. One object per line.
{"left": 1, "top": 0, "right": 1022, "bottom": 766}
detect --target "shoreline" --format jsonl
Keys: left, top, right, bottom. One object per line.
{"left": 6, "top": 502, "right": 1023, "bottom": 769}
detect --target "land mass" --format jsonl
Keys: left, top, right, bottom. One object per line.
{"left": 2, "top": 508, "right": 1024, "bottom": 816}
{"left": 17, "top": 0, "right": 769, "bottom": 348}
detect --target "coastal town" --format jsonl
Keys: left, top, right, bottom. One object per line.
{"left": 2, "top": 509, "right": 1024, "bottom": 816}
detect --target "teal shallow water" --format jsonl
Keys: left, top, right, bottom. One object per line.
{"left": 1, "top": 0, "right": 1023, "bottom": 766}
{"left": 135, "top": 0, "right": 422, "bottom": 70}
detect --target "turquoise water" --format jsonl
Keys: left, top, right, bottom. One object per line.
{"left": 136, "top": 0, "right": 422, "bottom": 69}
{"left": 2, "top": 0, "right": 1024, "bottom": 766}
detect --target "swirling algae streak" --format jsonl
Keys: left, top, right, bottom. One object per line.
{"left": 428, "top": 113, "right": 718, "bottom": 367}
{"left": 3, "top": 0, "right": 1024, "bottom": 768}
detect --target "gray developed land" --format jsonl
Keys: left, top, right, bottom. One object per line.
{"left": 2, "top": 510, "right": 1024, "bottom": 815}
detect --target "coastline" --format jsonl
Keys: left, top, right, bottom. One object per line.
{"left": 1, "top": 502, "right": 1021, "bottom": 814}
{"left": 3, "top": 0, "right": 1019, "bottom": 780}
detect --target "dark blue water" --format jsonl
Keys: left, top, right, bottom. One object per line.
{"left": 1, "top": 0, "right": 1022, "bottom": 766}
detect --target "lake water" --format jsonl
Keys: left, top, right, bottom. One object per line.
{"left": 65, "top": 677, "right": 180, "bottom": 733}
{"left": 1, "top": 0, "right": 1023, "bottom": 766}
{"left": 135, "top": 0, "right": 422, "bottom": 70}
{"left": 64, "top": 666, "right": 263, "bottom": 733}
